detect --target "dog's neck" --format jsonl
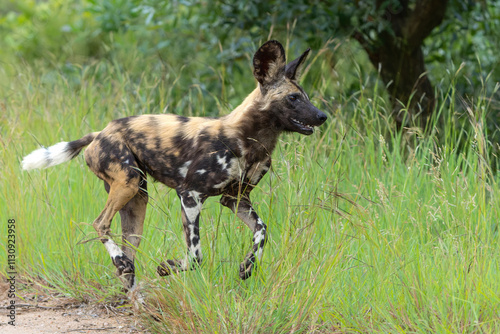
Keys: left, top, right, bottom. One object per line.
{"left": 222, "top": 87, "right": 280, "bottom": 163}
{"left": 222, "top": 88, "right": 262, "bottom": 124}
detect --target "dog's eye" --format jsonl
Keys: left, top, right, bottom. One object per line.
{"left": 288, "top": 95, "right": 299, "bottom": 102}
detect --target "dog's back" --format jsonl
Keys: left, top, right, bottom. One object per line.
{"left": 84, "top": 113, "right": 247, "bottom": 194}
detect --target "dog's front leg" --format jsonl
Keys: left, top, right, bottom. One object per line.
{"left": 220, "top": 194, "right": 267, "bottom": 279}
{"left": 157, "top": 189, "right": 205, "bottom": 276}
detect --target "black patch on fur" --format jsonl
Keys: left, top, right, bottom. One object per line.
{"left": 112, "top": 116, "right": 138, "bottom": 128}
{"left": 157, "top": 260, "right": 182, "bottom": 276}
{"left": 154, "top": 136, "right": 162, "bottom": 151}
{"left": 88, "top": 135, "right": 141, "bottom": 182}
{"left": 240, "top": 254, "right": 256, "bottom": 280}
{"left": 181, "top": 194, "right": 199, "bottom": 208}
{"left": 148, "top": 116, "right": 159, "bottom": 128}
{"left": 112, "top": 254, "right": 135, "bottom": 275}
{"left": 103, "top": 181, "right": 110, "bottom": 194}
{"left": 172, "top": 133, "right": 194, "bottom": 158}
{"left": 67, "top": 133, "right": 97, "bottom": 159}
{"left": 92, "top": 136, "right": 113, "bottom": 178}
{"left": 238, "top": 105, "right": 280, "bottom": 164}
{"left": 250, "top": 210, "right": 261, "bottom": 223}
{"left": 285, "top": 48, "right": 310, "bottom": 80}
{"left": 177, "top": 115, "right": 190, "bottom": 123}
{"left": 217, "top": 130, "right": 243, "bottom": 158}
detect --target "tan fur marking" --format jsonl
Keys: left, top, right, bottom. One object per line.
{"left": 260, "top": 81, "right": 300, "bottom": 110}
{"left": 129, "top": 115, "right": 179, "bottom": 150}
{"left": 221, "top": 88, "right": 261, "bottom": 128}
{"left": 181, "top": 118, "right": 222, "bottom": 148}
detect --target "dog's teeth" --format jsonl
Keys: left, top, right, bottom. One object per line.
{"left": 291, "top": 118, "right": 314, "bottom": 130}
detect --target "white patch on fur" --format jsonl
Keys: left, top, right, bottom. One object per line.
{"left": 257, "top": 247, "right": 264, "bottom": 261}
{"left": 196, "top": 169, "right": 207, "bottom": 175}
{"left": 188, "top": 224, "right": 196, "bottom": 243}
{"left": 104, "top": 239, "right": 123, "bottom": 259}
{"left": 179, "top": 191, "right": 204, "bottom": 263}
{"left": 179, "top": 258, "right": 189, "bottom": 270}
{"left": 213, "top": 180, "right": 229, "bottom": 189}
{"left": 189, "top": 243, "right": 202, "bottom": 260}
{"left": 213, "top": 157, "right": 244, "bottom": 189}
{"left": 237, "top": 141, "right": 247, "bottom": 159}
{"left": 217, "top": 155, "right": 228, "bottom": 170}
{"left": 254, "top": 219, "right": 266, "bottom": 261}
{"left": 253, "top": 218, "right": 266, "bottom": 262}
{"left": 248, "top": 161, "right": 270, "bottom": 185}
{"left": 186, "top": 221, "right": 202, "bottom": 260}
{"left": 22, "top": 142, "right": 72, "bottom": 170}
{"left": 253, "top": 228, "right": 266, "bottom": 245}
{"left": 179, "top": 160, "right": 192, "bottom": 178}
{"left": 181, "top": 190, "right": 203, "bottom": 223}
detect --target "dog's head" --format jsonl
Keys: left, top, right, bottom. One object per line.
{"left": 253, "top": 40, "right": 327, "bottom": 135}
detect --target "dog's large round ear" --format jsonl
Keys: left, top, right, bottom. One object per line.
{"left": 253, "top": 40, "right": 286, "bottom": 89}
{"left": 285, "top": 48, "right": 310, "bottom": 81}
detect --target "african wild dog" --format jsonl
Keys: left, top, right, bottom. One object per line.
{"left": 22, "top": 40, "right": 327, "bottom": 294}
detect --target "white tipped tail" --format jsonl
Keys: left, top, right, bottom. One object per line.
{"left": 22, "top": 142, "right": 74, "bottom": 170}
{"left": 22, "top": 132, "right": 99, "bottom": 171}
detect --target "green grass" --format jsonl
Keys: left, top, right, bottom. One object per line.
{"left": 1, "top": 46, "right": 500, "bottom": 333}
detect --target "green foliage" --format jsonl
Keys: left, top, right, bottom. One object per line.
{"left": 0, "top": 0, "right": 104, "bottom": 63}
{"left": 427, "top": 0, "right": 500, "bottom": 90}
{"left": 87, "top": 0, "right": 141, "bottom": 33}
{"left": 426, "top": 0, "right": 500, "bottom": 139}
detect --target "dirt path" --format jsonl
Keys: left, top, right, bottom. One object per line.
{"left": 0, "top": 283, "right": 147, "bottom": 334}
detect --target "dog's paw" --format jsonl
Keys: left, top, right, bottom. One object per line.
{"left": 239, "top": 261, "right": 255, "bottom": 280}
{"left": 157, "top": 262, "right": 172, "bottom": 277}
{"left": 157, "top": 259, "right": 185, "bottom": 277}
{"left": 112, "top": 255, "right": 135, "bottom": 275}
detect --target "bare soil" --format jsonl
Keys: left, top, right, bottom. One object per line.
{"left": 0, "top": 282, "right": 148, "bottom": 334}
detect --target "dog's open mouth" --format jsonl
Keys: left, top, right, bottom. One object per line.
{"left": 290, "top": 118, "right": 315, "bottom": 134}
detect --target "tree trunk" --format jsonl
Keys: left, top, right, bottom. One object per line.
{"left": 354, "top": 0, "right": 448, "bottom": 128}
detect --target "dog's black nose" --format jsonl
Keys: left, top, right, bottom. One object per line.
{"left": 317, "top": 111, "right": 327, "bottom": 123}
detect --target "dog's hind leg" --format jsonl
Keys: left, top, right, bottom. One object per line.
{"left": 92, "top": 167, "right": 142, "bottom": 291}
{"left": 85, "top": 136, "right": 147, "bottom": 290}
{"left": 117, "top": 179, "right": 148, "bottom": 291}
{"left": 157, "top": 189, "right": 206, "bottom": 276}
{"left": 119, "top": 179, "right": 147, "bottom": 264}
{"left": 220, "top": 194, "right": 267, "bottom": 280}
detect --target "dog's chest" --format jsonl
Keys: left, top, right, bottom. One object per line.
{"left": 212, "top": 156, "right": 270, "bottom": 194}
{"left": 182, "top": 151, "right": 270, "bottom": 195}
